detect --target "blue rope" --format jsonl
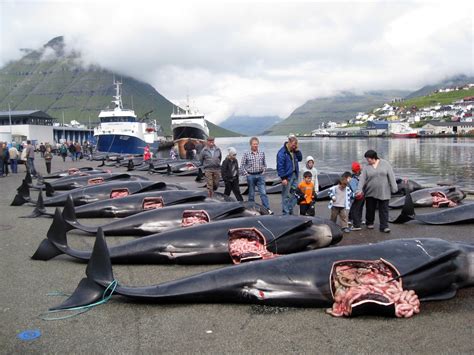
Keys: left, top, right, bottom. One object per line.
{"left": 40, "top": 280, "right": 118, "bottom": 321}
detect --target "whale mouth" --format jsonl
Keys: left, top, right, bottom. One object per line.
{"left": 327, "top": 260, "right": 421, "bottom": 318}
{"left": 87, "top": 177, "right": 104, "bottom": 185}
{"left": 142, "top": 197, "right": 164, "bottom": 210}
{"left": 228, "top": 228, "right": 277, "bottom": 264}
{"left": 181, "top": 210, "right": 210, "bottom": 227}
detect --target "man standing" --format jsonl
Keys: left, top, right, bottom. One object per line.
{"left": 240, "top": 137, "right": 272, "bottom": 213}
{"left": 277, "top": 135, "right": 302, "bottom": 215}
{"left": 200, "top": 137, "right": 222, "bottom": 198}
{"left": 8, "top": 143, "right": 19, "bottom": 174}
{"left": 25, "top": 140, "right": 38, "bottom": 177}
{"left": 184, "top": 139, "right": 196, "bottom": 160}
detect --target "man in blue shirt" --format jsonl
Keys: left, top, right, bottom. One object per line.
{"left": 277, "top": 135, "right": 302, "bottom": 215}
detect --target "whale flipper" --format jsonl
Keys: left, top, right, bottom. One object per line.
{"left": 390, "top": 192, "right": 415, "bottom": 224}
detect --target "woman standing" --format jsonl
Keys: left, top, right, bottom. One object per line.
{"left": 355, "top": 150, "right": 397, "bottom": 233}
{"left": 221, "top": 147, "right": 243, "bottom": 201}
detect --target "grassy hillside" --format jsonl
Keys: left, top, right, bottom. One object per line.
{"left": 0, "top": 37, "right": 239, "bottom": 137}
{"left": 265, "top": 90, "right": 409, "bottom": 135}
{"left": 405, "top": 75, "right": 474, "bottom": 99}
{"left": 395, "top": 88, "right": 474, "bottom": 109}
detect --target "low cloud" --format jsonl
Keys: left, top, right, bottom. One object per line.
{"left": 1, "top": 1, "right": 472, "bottom": 123}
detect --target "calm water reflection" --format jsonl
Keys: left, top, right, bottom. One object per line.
{"left": 215, "top": 136, "right": 474, "bottom": 189}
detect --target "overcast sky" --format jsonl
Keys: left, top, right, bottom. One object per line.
{"left": 1, "top": 0, "right": 473, "bottom": 123}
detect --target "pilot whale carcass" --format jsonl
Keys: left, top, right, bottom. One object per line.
{"left": 62, "top": 199, "right": 268, "bottom": 235}
{"left": 32, "top": 212, "right": 342, "bottom": 264}
{"left": 49, "top": 233, "right": 473, "bottom": 319}
{"left": 11, "top": 181, "right": 173, "bottom": 207}
{"left": 390, "top": 192, "right": 474, "bottom": 225}
{"left": 389, "top": 186, "right": 466, "bottom": 209}
{"left": 21, "top": 189, "right": 209, "bottom": 218}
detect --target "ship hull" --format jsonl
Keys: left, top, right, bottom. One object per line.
{"left": 172, "top": 126, "right": 208, "bottom": 159}
{"left": 96, "top": 134, "right": 159, "bottom": 155}
{"left": 392, "top": 133, "right": 418, "bottom": 138}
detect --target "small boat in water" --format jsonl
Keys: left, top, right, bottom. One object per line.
{"left": 391, "top": 124, "right": 418, "bottom": 138}
{"left": 94, "top": 81, "right": 160, "bottom": 154}
{"left": 171, "top": 100, "right": 209, "bottom": 159}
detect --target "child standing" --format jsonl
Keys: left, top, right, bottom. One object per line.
{"left": 297, "top": 171, "right": 317, "bottom": 216}
{"left": 348, "top": 161, "right": 364, "bottom": 231}
{"left": 300, "top": 156, "right": 319, "bottom": 192}
{"left": 221, "top": 147, "right": 243, "bottom": 201}
{"left": 44, "top": 147, "right": 53, "bottom": 174}
{"left": 328, "top": 172, "right": 353, "bottom": 233}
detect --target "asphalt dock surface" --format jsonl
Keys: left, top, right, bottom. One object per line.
{"left": 1, "top": 156, "right": 473, "bottom": 353}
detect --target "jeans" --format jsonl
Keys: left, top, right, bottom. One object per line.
{"left": 10, "top": 159, "right": 18, "bottom": 173}
{"left": 349, "top": 198, "right": 365, "bottom": 228}
{"left": 365, "top": 197, "right": 389, "bottom": 230}
{"left": 247, "top": 174, "right": 270, "bottom": 209}
{"left": 281, "top": 172, "right": 298, "bottom": 215}
{"left": 27, "top": 157, "right": 37, "bottom": 176}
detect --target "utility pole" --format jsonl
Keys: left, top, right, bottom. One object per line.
{"left": 62, "top": 111, "right": 65, "bottom": 142}
{"left": 8, "top": 102, "right": 12, "bottom": 135}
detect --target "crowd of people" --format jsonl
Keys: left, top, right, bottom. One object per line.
{"left": 200, "top": 135, "right": 397, "bottom": 233}
{"left": 0, "top": 140, "right": 96, "bottom": 178}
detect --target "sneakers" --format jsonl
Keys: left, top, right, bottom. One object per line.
{"left": 367, "top": 224, "right": 374, "bottom": 229}
{"left": 382, "top": 228, "right": 391, "bottom": 233}
{"left": 350, "top": 226, "right": 362, "bottom": 231}
{"left": 343, "top": 228, "right": 351, "bottom": 233}
{"left": 267, "top": 209, "right": 274, "bottom": 215}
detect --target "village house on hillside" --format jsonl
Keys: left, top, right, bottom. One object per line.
{"left": 420, "top": 121, "right": 474, "bottom": 135}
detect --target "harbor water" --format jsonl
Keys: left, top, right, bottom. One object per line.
{"left": 214, "top": 136, "right": 474, "bottom": 189}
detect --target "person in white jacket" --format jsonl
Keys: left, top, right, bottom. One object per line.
{"left": 300, "top": 156, "right": 319, "bottom": 192}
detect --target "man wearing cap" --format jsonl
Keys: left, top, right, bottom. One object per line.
{"left": 240, "top": 137, "right": 271, "bottom": 213}
{"left": 277, "top": 135, "right": 303, "bottom": 215}
{"left": 200, "top": 137, "right": 222, "bottom": 198}
{"left": 348, "top": 161, "right": 364, "bottom": 231}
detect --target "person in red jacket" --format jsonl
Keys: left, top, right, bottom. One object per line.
{"left": 143, "top": 145, "right": 151, "bottom": 161}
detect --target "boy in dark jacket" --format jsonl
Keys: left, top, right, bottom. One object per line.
{"left": 221, "top": 147, "right": 243, "bottom": 201}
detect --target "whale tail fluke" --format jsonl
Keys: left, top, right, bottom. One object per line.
{"left": 49, "top": 228, "right": 113, "bottom": 310}
{"left": 44, "top": 181, "right": 55, "bottom": 197}
{"left": 98, "top": 158, "right": 105, "bottom": 167}
{"left": 62, "top": 196, "right": 96, "bottom": 234}
{"left": 20, "top": 190, "right": 49, "bottom": 218}
{"left": 390, "top": 191, "right": 416, "bottom": 224}
{"left": 25, "top": 170, "right": 32, "bottom": 185}
{"left": 31, "top": 208, "right": 68, "bottom": 261}
{"left": 127, "top": 159, "right": 134, "bottom": 171}
{"left": 11, "top": 180, "right": 31, "bottom": 206}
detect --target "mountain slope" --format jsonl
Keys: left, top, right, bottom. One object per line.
{"left": 405, "top": 74, "right": 474, "bottom": 99}
{"left": 0, "top": 36, "right": 239, "bottom": 137}
{"left": 265, "top": 90, "right": 409, "bottom": 135}
{"left": 219, "top": 115, "right": 283, "bottom": 135}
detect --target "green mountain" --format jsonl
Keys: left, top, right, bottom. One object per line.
{"left": 405, "top": 74, "right": 474, "bottom": 99}
{"left": 264, "top": 90, "right": 410, "bottom": 135}
{"left": 0, "top": 36, "right": 239, "bottom": 137}
{"left": 219, "top": 115, "right": 283, "bottom": 135}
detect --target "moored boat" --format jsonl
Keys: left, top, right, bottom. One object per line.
{"left": 94, "top": 81, "right": 160, "bottom": 154}
{"left": 171, "top": 100, "right": 209, "bottom": 158}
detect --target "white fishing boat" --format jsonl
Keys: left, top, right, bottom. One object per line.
{"left": 94, "top": 81, "right": 160, "bottom": 154}
{"left": 171, "top": 100, "right": 209, "bottom": 158}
